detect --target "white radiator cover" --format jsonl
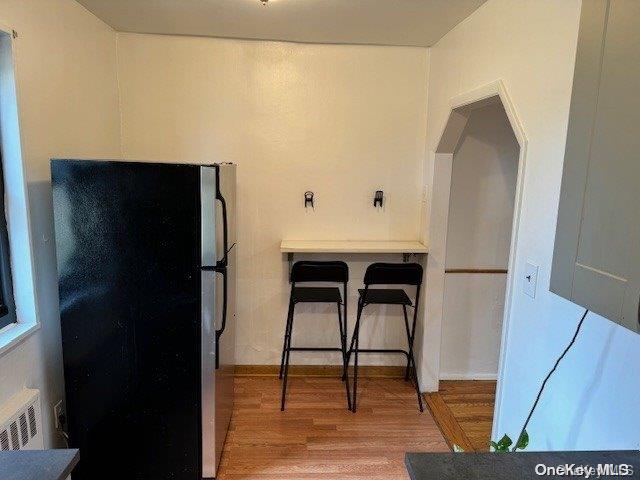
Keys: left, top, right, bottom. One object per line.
{"left": 0, "top": 389, "right": 44, "bottom": 451}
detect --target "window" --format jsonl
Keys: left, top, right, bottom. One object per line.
{"left": 0, "top": 28, "right": 40, "bottom": 354}
{"left": 0, "top": 150, "right": 15, "bottom": 330}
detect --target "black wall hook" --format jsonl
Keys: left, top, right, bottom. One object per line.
{"left": 304, "top": 191, "right": 314, "bottom": 208}
{"left": 374, "top": 190, "right": 384, "bottom": 208}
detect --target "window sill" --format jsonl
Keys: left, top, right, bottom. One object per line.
{"left": 0, "top": 322, "right": 40, "bottom": 358}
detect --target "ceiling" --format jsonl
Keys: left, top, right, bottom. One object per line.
{"left": 76, "top": 0, "right": 487, "bottom": 48}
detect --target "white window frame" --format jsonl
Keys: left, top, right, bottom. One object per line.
{"left": 0, "top": 24, "right": 42, "bottom": 356}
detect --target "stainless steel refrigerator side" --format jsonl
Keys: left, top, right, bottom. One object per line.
{"left": 214, "top": 164, "right": 236, "bottom": 477}
{"left": 200, "top": 166, "right": 218, "bottom": 479}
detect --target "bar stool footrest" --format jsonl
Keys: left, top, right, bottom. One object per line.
{"left": 289, "top": 347, "right": 344, "bottom": 352}
{"left": 348, "top": 348, "right": 409, "bottom": 357}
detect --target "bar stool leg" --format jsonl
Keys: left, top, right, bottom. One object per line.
{"left": 279, "top": 298, "right": 294, "bottom": 380}
{"left": 345, "top": 323, "right": 356, "bottom": 374}
{"left": 351, "top": 299, "right": 364, "bottom": 412}
{"left": 344, "top": 297, "right": 358, "bottom": 377}
{"left": 337, "top": 302, "right": 352, "bottom": 410}
{"left": 280, "top": 302, "right": 296, "bottom": 411}
{"left": 403, "top": 305, "right": 424, "bottom": 412}
{"left": 341, "top": 289, "right": 348, "bottom": 382}
{"left": 402, "top": 306, "right": 412, "bottom": 381}
{"left": 337, "top": 302, "right": 348, "bottom": 381}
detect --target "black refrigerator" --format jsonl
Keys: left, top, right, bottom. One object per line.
{"left": 51, "top": 159, "right": 236, "bottom": 480}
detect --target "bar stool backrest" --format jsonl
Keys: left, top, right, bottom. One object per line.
{"left": 290, "top": 261, "right": 349, "bottom": 284}
{"left": 363, "top": 262, "right": 423, "bottom": 286}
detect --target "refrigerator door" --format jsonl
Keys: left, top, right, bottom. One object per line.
{"left": 52, "top": 160, "right": 203, "bottom": 480}
{"left": 200, "top": 164, "right": 236, "bottom": 478}
{"left": 200, "top": 166, "right": 218, "bottom": 478}
{"left": 213, "top": 164, "right": 236, "bottom": 476}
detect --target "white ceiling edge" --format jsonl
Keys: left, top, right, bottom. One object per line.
{"left": 76, "top": 0, "right": 488, "bottom": 48}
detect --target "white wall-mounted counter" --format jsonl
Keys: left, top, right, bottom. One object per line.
{"left": 281, "top": 240, "right": 428, "bottom": 255}
{"left": 281, "top": 240, "right": 428, "bottom": 279}
{"left": 281, "top": 240, "right": 428, "bottom": 266}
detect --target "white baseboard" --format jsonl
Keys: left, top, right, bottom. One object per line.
{"left": 439, "top": 372, "right": 497, "bottom": 381}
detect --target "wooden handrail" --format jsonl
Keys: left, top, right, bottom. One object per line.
{"left": 445, "top": 268, "right": 508, "bottom": 274}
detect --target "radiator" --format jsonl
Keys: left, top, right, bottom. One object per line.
{"left": 0, "top": 389, "right": 44, "bottom": 451}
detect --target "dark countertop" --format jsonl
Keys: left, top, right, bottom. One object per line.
{"left": 0, "top": 449, "right": 79, "bottom": 480}
{"left": 406, "top": 451, "right": 640, "bottom": 479}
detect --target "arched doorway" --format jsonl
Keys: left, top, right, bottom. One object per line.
{"left": 420, "top": 81, "right": 528, "bottom": 448}
{"left": 441, "top": 101, "right": 518, "bottom": 382}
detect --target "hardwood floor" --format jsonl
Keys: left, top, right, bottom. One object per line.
{"left": 218, "top": 376, "right": 449, "bottom": 479}
{"left": 235, "top": 365, "right": 406, "bottom": 378}
{"left": 424, "top": 380, "right": 496, "bottom": 452}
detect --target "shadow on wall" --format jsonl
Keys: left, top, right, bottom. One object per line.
{"left": 27, "top": 181, "right": 66, "bottom": 448}
{"left": 562, "top": 327, "right": 614, "bottom": 450}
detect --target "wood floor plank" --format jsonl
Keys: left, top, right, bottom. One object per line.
{"left": 423, "top": 392, "right": 474, "bottom": 452}
{"left": 217, "top": 376, "right": 449, "bottom": 479}
{"left": 235, "top": 365, "right": 406, "bottom": 378}
{"left": 425, "top": 380, "right": 496, "bottom": 452}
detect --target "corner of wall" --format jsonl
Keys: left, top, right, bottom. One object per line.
{"left": 114, "top": 32, "right": 125, "bottom": 159}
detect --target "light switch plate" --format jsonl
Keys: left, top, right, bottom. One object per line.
{"left": 524, "top": 262, "right": 539, "bottom": 298}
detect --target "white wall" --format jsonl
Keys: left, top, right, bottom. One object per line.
{"left": 0, "top": 0, "right": 121, "bottom": 447}
{"left": 425, "top": 0, "right": 640, "bottom": 450}
{"left": 116, "top": 33, "right": 429, "bottom": 365}
{"left": 445, "top": 104, "right": 518, "bottom": 271}
{"left": 441, "top": 103, "right": 518, "bottom": 379}
{"left": 442, "top": 274, "right": 506, "bottom": 379}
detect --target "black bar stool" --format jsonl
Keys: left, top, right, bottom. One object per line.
{"left": 348, "top": 262, "right": 424, "bottom": 412}
{"left": 279, "top": 261, "right": 351, "bottom": 411}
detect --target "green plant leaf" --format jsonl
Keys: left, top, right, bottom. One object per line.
{"left": 490, "top": 434, "right": 513, "bottom": 452}
{"left": 515, "top": 430, "right": 529, "bottom": 450}
{"left": 497, "top": 434, "right": 512, "bottom": 449}
{"left": 452, "top": 444, "right": 465, "bottom": 453}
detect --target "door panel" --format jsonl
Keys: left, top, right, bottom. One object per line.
{"left": 53, "top": 160, "right": 202, "bottom": 480}
{"left": 572, "top": 263, "right": 626, "bottom": 321}
{"left": 551, "top": 0, "right": 640, "bottom": 332}
{"left": 574, "top": 0, "right": 640, "bottom": 329}
{"left": 550, "top": 0, "right": 610, "bottom": 299}
{"left": 200, "top": 269, "right": 217, "bottom": 478}
{"left": 214, "top": 246, "right": 235, "bottom": 473}
{"left": 200, "top": 166, "right": 217, "bottom": 478}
